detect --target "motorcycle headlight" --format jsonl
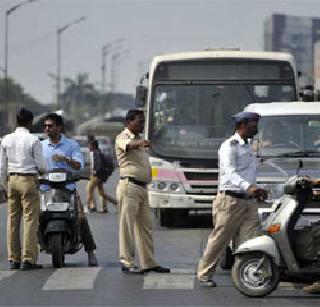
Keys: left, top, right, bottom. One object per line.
{"left": 149, "top": 180, "right": 184, "bottom": 194}
{"left": 257, "top": 183, "right": 285, "bottom": 201}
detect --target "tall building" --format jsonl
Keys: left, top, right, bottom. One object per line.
{"left": 264, "top": 14, "right": 320, "bottom": 90}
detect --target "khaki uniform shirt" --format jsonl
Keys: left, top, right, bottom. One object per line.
{"left": 115, "top": 128, "right": 152, "bottom": 183}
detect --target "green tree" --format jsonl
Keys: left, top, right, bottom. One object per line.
{"left": 0, "top": 77, "right": 50, "bottom": 133}
{"left": 61, "top": 73, "right": 100, "bottom": 125}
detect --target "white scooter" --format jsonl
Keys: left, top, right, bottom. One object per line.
{"left": 232, "top": 176, "right": 320, "bottom": 297}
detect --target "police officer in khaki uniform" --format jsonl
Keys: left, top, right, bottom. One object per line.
{"left": 115, "top": 109, "right": 170, "bottom": 274}
{"left": 197, "top": 111, "right": 268, "bottom": 287}
{"left": 0, "top": 108, "right": 47, "bottom": 270}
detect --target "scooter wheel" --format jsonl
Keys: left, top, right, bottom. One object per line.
{"left": 231, "top": 252, "right": 279, "bottom": 297}
{"left": 50, "top": 233, "right": 65, "bottom": 268}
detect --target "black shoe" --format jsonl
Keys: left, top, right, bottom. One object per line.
{"left": 9, "top": 261, "right": 20, "bottom": 270}
{"left": 88, "top": 207, "right": 97, "bottom": 213}
{"left": 199, "top": 279, "right": 217, "bottom": 287}
{"left": 121, "top": 265, "right": 144, "bottom": 275}
{"left": 21, "top": 261, "right": 43, "bottom": 270}
{"left": 141, "top": 266, "right": 170, "bottom": 273}
{"left": 88, "top": 251, "right": 98, "bottom": 267}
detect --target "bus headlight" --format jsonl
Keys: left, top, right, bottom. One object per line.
{"left": 169, "top": 183, "right": 180, "bottom": 192}
{"left": 257, "top": 183, "right": 285, "bottom": 201}
{"left": 158, "top": 181, "right": 167, "bottom": 191}
{"left": 150, "top": 180, "right": 184, "bottom": 194}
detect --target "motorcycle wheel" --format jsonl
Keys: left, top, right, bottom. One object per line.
{"left": 51, "top": 233, "right": 65, "bottom": 268}
{"left": 231, "top": 252, "right": 279, "bottom": 297}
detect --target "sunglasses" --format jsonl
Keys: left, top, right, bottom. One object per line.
{"left": 43, "top": 124, "right": 53, "bottom": 128}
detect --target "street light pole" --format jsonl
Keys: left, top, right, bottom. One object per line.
{"left": 110, "top": 49, "right": 130, "bottom": 93}
{"left": 101, "top": 43, "right": 111, "bottom": 94}
{"left": 4, "top": 11, "right": 9, "bottom": 121}
{"left": 3, "top": 0, "right": 38, "bottom": 132}
{"left": 56, "top": 16, "right": 86, "bottom": 110}
{"left": 101, "top": 38, "right": 123, "bottom": 94}
{"left": 56, "top": 28, "right": 61, "bottom": 109}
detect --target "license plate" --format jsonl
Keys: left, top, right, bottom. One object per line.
{"left": 47, "top": 202, "right": 69, "bottom": 211}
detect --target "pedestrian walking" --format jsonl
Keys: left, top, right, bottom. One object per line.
{"left": 197, "top": 111, "right": 268, "bottom": 287}
{"left": 42, "top": 113, "right": 98, "bottom": 266}
{"left": 115, "top": 109, "right": 170, "bottom": 274}
{"left": 86, "top": 139, "right": 117, "bottom": 213}
{"left": 0, "top": 108, "right": 47, "bottom": 270}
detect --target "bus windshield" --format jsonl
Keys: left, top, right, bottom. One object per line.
{"left": 150, "top": 84, "right": 296, "bottom": 159}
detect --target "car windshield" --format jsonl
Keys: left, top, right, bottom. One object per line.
{"left": 150, "top": 84, "right": 296, "bottom": 159}
{"left": 255, "top": 115, "right": 320, "bottom": 157}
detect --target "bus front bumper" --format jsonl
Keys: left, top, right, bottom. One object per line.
{"left": 148, "top": 191, "right": 215, "bottom": 209}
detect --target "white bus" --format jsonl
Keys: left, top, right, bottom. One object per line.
{"left": 136, "top": 50, "right": 298, "bottom": 226}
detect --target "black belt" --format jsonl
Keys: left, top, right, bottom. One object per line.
{"left": 9, "top": 172, "right": 37, "bottom": 177}
{"left": 120, "top": 177, "right": 147, "bottom": 188}
{"left": 221, "top": 190, "right": 253, "bottom": 199}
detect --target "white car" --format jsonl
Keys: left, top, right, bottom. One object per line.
{"left": 244, "top": 101, "right": 320, "bottom": 218}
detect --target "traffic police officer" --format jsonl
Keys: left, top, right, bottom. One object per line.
{"left": 115, "top": 109, "right": 170, "bottom": 274}
{"left": 0, "top": 108, "right": 47, "bottom": 270}
{"left": 197, "top": 111, "right": 268, "bottom": 286}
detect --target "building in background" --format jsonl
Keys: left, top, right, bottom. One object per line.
{"left": 264, "top": 14, "right": 320, "bottom": 90}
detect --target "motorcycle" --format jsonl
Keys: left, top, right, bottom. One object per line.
{"left": 38, "top": 170, "right": 82, "bottom": 268}
{"left": 232, "top": 176, "right": 320, "bottom": 297}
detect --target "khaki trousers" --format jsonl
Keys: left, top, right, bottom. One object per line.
{"left": 116, "top": 179, "right": 157, "bottom": 269}
{"left": 197, "top": 193, "right": 260, "bottom": 281}
{"left": 7, "top": 175, "right": 40, "bottom": 264}
{"left": 86, "top": 176, "right": 107, "bottom": 211}
{"left": 87, "top": 176, "right": 117, "bottom": 212}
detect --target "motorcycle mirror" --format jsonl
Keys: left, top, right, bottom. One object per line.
{"left": 296, "top": 159, "right": 303, "bottom": 175}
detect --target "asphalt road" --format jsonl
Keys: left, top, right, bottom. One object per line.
{"left": 0, "top": 170, "right": 319, "bottom": 306}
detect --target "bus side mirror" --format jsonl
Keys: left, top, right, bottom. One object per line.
{"left": 135, "top": 85, "right": 148, "bottom": 107}
{"left": 301, "top": 85, "right": 315, "bottom": 102}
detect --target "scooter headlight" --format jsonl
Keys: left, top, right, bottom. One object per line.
{"left": 40, "top": 190, "right": 53, "bottom": 211}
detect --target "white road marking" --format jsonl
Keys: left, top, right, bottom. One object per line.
{"left": 143, "top": 272, "right": 194, "bottom": 290}
{"left": 170, "top": 268, "right": 195, "bottom": 274}
{"left": 279, "top": 282, "right": 306, "bottom": 290}
{"left": 0, "top": 271, "right": 16, "bottom": 281}
{"left": 42, "top": 267, "right": 101, "bottom": 290}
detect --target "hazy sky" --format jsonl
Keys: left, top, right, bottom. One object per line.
{"left": 0, "top": 0, "right": 320, "bottom": 104}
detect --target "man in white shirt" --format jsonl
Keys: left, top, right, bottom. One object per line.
{"left": 197, "top": 111, "right": 268, "bottom": 287}
{"left": 0, "top": 108, "right": 46, "bottom": 270}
